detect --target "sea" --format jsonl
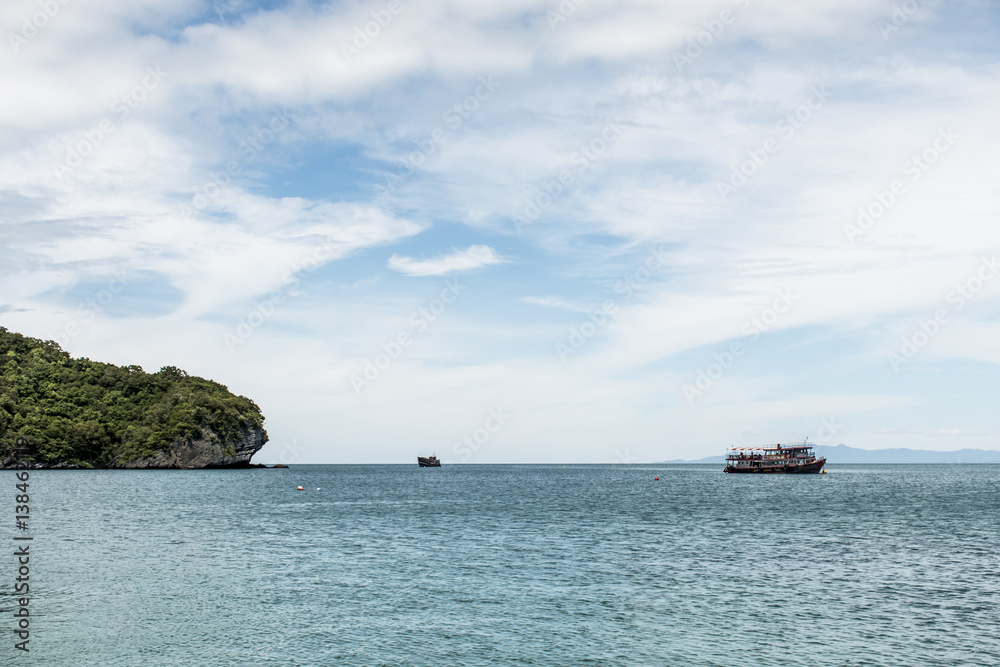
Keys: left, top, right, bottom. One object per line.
{"left": 4, "top": 464, "right": 999, "bottom": 666}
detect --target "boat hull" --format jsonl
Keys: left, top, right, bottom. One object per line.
{"left": 724, "top": 458, "right": 825, "bottom": 474}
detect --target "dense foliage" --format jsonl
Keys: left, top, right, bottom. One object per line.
{"left": 0, "top": 327, "right": 267, "bottom": 467}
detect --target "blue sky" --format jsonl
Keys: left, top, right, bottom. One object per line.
{"left": 1, "top": 0, "right": 999, "bottom": 462}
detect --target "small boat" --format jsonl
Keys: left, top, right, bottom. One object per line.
{"left": 417, "top": 456, "right": 441, "bottom": 467}
{"left": 724, "top": 439, "right": 826, "bottom": 474}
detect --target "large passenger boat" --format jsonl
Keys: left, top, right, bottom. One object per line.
{"left": 417, "top": 455, "right": 441, "bottom": 467}
{"left": 724, "top": 440, "right": 825, "bottom": 474}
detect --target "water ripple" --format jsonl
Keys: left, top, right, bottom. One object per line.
{"left": 6, "top": 464, "right": 999, "bottom": 665}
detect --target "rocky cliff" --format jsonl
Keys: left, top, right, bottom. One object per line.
{"left": 116, "top": 424, "right": 267, "bottom": 469}
{"left": 4, "top": 424, "right": 267, "bottom": 469}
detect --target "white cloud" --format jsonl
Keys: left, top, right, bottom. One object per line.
{"left": 387, "top": 244, "right": 504, "bottom": 276}
{"left": 2, "top": 0, "right": 1000, "bottom": 461}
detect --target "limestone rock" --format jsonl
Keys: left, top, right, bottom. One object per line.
{"left": 118, "top": 425, "right": 266, "bottom": 469}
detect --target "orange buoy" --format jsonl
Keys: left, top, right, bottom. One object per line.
{"left": 296, "top": 486, "right": 304, "bottom": 490}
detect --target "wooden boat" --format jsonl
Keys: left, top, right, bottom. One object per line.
{"left": 724, "top": 439, "right": 825, "bottom": 474}
{"left": 417, "top": 456, "right": 441, "bottom": 467}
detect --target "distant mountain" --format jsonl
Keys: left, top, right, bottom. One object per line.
{"left": 662, "top": 455, "right": 725, "bottom": 463}
{"left": 814, "top": 444, "right": 1000, "bottom": 464}
{"left": 662, "top": 444, "right": 1000, "bottom": 464}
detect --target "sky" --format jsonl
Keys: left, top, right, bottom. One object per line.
{"left": 1, "top": 0, "right": 999, "bottom": 463}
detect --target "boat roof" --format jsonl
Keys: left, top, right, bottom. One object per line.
{"left": 727, "top": 444, "right": 814, "bottom": 452}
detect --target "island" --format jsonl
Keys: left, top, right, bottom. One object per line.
{"left": 0, "top": 326, "right": 268, "bottom": 469}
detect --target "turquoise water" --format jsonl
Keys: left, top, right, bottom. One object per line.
{"left": 3, "top": 464, "right": 999, "bottom": 665}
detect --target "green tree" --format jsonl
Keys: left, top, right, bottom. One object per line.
{"left": 0, "top": 327, "right": 267, "bottom": 466}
